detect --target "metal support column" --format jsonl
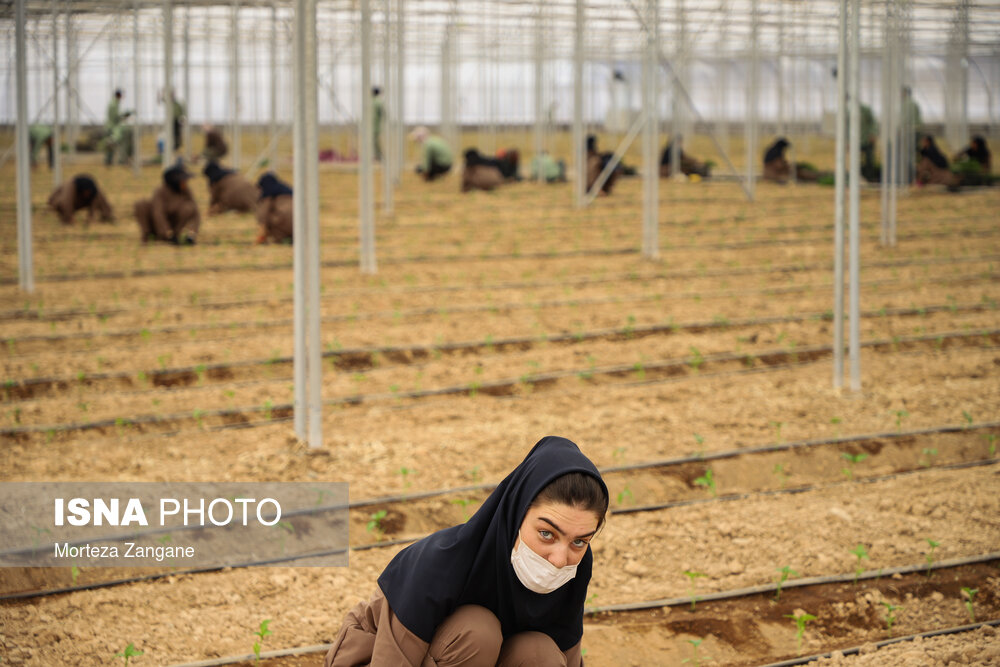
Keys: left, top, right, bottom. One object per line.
{"left": 394, "top": 0, "right": 405, "bottom": 182}
{"left": 670, "top": 0, "right": 683, "bottom": 180}
{"left": 381, "top": 0, "right": 393, "bottom": 214}
{"left": 642, "top": 0, "right": 659, "bottom": 259}
{"left": 833, "top": 0, "right": 847, "bottom": 389}
{"left": 16, "top": 0, "right": 33, "bottom": 293}
{"left": 269, "top": 3, "right": 278, "bottom": 169}
{"left": 533, "top": 5, "right": 545, "bottom": 183}
{"left": 440, "top": 26, "right": 455, "bottom": 155}
{"left": 847, "top": 0, "right": 862, "bottom": 391}
{"left": 359, "top": 0, "right": 377, "bottom": 274}
{"left": 132, "top": 0, "right": 141, "bottom": 174}
{"left": 230, "top": 1, "right": 241, "bottom": 169}
{"left": 744, "top": 0, "right": 758, "bottom": 200}
{"left": 573, "top": 0, "right": 585, "bottom": 207}
{"left": 52, "top": 0, "right": 62, "bottom": 186}
{"left": 944, "top": 0, "right": 970, "bottom": 152}
{"left": 183, "top": 8, "right": 191, "bottom": 161}
{"left": 163, "top": 0, "right": 174, "bottom": 169}
{"left": 292, "top": 0, "right": 323, "bottom": 447}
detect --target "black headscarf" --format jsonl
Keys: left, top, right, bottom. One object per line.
{"left": 203, "top": 161, "right": 235, "bottom": 186}
{"left": 163, "top": 163, "right": 192, "bottom": 194}
{"left": 919, "top": 136, "right": 949, "bottom": 170}
{"left": 377, "top": 436, "right": 607, "bottom": 651}
{"left": 257, "top": 172, "right": 293, "bottom": 199}
{"left": 73, "top": 174, "right": 98, "bottom": 205}
{"left": 764, "top": 138, "right": 789, "bottom": 164}
{"left": 965, "top": 136, "right": 991, "bottom": 168}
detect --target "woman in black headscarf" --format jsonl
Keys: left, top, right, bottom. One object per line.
{"left": 915, "top": 135, "right": 958, "bottom": 187}
{"left": 324, "top": 436, "right": 608, "bottom": 667}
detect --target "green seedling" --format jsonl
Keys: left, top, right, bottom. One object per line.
{"left": 773, "top": 463, "right": 790, "bottom": 489}
{"left": 962, "top": 410, "right": 974, "bottom": 428}
{"left": 70, "top": 564, "right": 80, "bottom": 585}
{"left": 252, "top": 619, "right": 272, "bottom": 663}
{"left": 683, "top": 570, "right": 707, "bottom": 610}
{"left": 961, "top": 587, "right": 978, "bottom": 622}
{"left": 616, "top": 485, "right": 633, "bottom": 505}
{"left": 840, "top": 452, "right": 868, "bottom": 480}
{"left": 924, "top": 539, "right": 940, "bottom": 576}
{"left": 687, "top": 346, "right": 705, "bottom": 372}
{"left": 115, "top": 642, "right": 143, "bottom": 666}
{"left": 694, "top": 469, "right": 717, "bottom": 497}
{"left": 612, "top": 446, "right": 627, "bottom": 462}
{"left": 366, "top": 510, "right": 387, "bottom": 540}
{"left": 891, "top": 409, "right": 909, "bottom": 432}
{"left": 784, "top": 611, "right": 816, "bottom": 656}
{"left": 397, "top": 467, "right": 415, "bottom": 489}
{"left": 262, "top": 400, "right": 273, "bottom": 421}
{"left": 770, "top": 420, "right": 785, "bottom": 444}
{"left": 881, "top": 601, "right": 902, "bottom": 636}
{"left": 850, "top": 544, "right": 869, "bottom": 585}
{"left": 982, "top": 433, "right": 997, "bottom": 457}
{"left": 451, "top": 498, "right": 474, "bottom": 521}
{"left": 774, "top": 565, "right": 798, "bottom": 602}
{"left": 682, "top": 638, "right": 707, "bottom": 666}
{"left": 919, "top": 447, "right": 938, "bottom": 468}
{"left": 466, "top": 466, "right": 482, "bottom": 483}
{"left": 632, "top": 360, "right": 646, "bottom": 381}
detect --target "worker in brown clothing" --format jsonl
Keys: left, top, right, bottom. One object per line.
{"left": 203, "top": 161, "right": 258, "bottom": 215}
{"left": 134, "top": 162, "right": 201, "bottom": 244}
{"left": 201, "top": 125, "right": 229, "bottom": 162}
{"left": 586, "top": 134, "right": 620, "bottom": 196}
{"left": 461, "top": 149, "right": 505, "bottom": 192}
{"left": 255, "top": 172, "right": 293, "bottom": 244}
{"left": 47, "top": 174, "right": 114, "bottom": 225}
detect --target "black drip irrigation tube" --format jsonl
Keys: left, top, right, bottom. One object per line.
{"left": 158, "top": 554, "right": 1000, "bottom": 667}
{"left": 5, "top": 327, "right": 998, "bottom": 439}
{"left": 2, "top": 225, "right": 996, "bottom": 287}
{"left": 3, "top": 250, "right": 996, "bottom": 324}
{"left": 4, "top": 451, "right": 996, "bottom": 603}
{"left": 758, "top": 619, "right": 1000, "bottom": 667}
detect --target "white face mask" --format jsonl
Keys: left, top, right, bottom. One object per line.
{"left": 510, "top": 532, "right": 579, "bottom": 594}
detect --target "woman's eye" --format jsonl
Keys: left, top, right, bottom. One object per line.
{"left": 538, "top": 530, "right": 553, "bottom": 540}
{"left": 572, "top": 539, "right": 588, "bottom": 548}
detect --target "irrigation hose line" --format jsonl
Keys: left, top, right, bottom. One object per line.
{"left": 757, "top": 619, "right": 1000, "bottom": 667}
{"left": 3, "top": 250, "right": 996, "bottom": 323}
{"left": 162, "top": 557, "right": 1000, "bottom": 667}
{"left": 3, "top": 226, "right": 996, "bottom": 286}
{"left": 4, "top": 458, "right": 996, "bottom": 603}
{"left": 5, "top": 326, "right": 998, "bottom": 437}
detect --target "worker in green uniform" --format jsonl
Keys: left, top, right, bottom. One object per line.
{"left": 29, "top": 124, "right": 54, "bottom": 169}
{"left": 105, "top": 89, "right": 134, "bottom": 165}
{"left": 410, "top": 126, "right": 453, "bottom": 181}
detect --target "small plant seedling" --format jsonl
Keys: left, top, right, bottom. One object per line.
{"left": 682, "top": 638, "right": 707, "bottom": 666}
{"left": 962, "top": 410, "right": 973, "bottom": 428}
{"left": 784, "top": 611, "right": 816, "bottom": 656}
{"left": 850, "top": 544, "right": 869, "bottom": 585}
{"left": 919, "top": 447, "right": 938, "bottom": 468}
{"left": 982, "top": 433, "right": 997, "bottom": 457}
{"left": 115, "top": 642, "right": 143, "bottom": 666}
{"left": 773, "top": 463, "right": 790, "bottom": 489}
{"left": 891, "top": 409, "right": 909, "bottom": 432}
{"left": 961, "top": 587, "right": 978, "bottom": 622}
{"left": 770, "top": 420, "right": 785, "bottom": 444}
{"left": 612, "top": 446, "right": 627, "bottom": 462}
{"left": 694, "top": 469, "right": 717, "bottom": 497}
{"left": 683, "top": 570, "right": 708, "bottom": 610}
{"left": 881, "top": 601, "right": 902, "bottom": 636}
{"left": 70, "top": 564, "right": 80, "bottom": 585}
{"left": 252, "top": 619, "right": 272, "bottom": 663}
{"left": 616, "top": 485, "right": 634, "bottom": 505}
{"left": 774, "top": 565, "right": 798, "bottom": 602}
{"left": 366, "top": 510, "right": 387, "bottom": 540}
{"left": 924, "top": 539, "right": 940, "bottom": 576}
{"left": 687, "top": 346, "right": 705, "bottom": 372}
{"left": 466, "top": 466, "right": 482, "bottom": 483}
{"left": 397, "top": 467, "right": 415, "bottom": 489}
{"left": 451, "top": 498, "right": 474, "bottom": 521}
{"left": 840, "top": 452, "right": 868, "bottom": 480}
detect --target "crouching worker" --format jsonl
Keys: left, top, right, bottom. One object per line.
{"left": 324, "top": 435, "right": 608, "bottom": 667}
{"left": 134, "top": 163, "right": 201, "bottom": 244}
{"left": 48, "top": 174, "right": 114, "bottom": 225}
{"left": 659, "top": 137, "right": 711, "bottom": 179}
{"left": 411, "top": 126, "right": 453, "bottom": 182}
{"left": 462, "top": 149, "right": 505, "bottom": 192}
{"left": 255, "top": 172, "right": 293, "bottom": 244}
{"left": 204, "top": 161, "right": 258, "bottom": 215}
{"left": 915, "top": 135, "right": 958, "bottom": 188}
{"left": 586, "top": 134, "right": 620, "bottom": 196}
{"left": 530, "top": 151, "right": 567, "bottom": 183}
{"left": 762, "top": 137, "right": 826, "bottom": 183}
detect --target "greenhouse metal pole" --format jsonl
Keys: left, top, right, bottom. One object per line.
{"left": 132, "top": 1, "right": 142, "bottom": 175}
{"left": 440, "top": 29, "right": 453, "bottom": 155}
{"left": 670, "top": 0, "right": 682, "bottom": 180}
{"left": 269, "top": 3, "right": 277, "bottom": 170}
{"left": 394, "top": 0, "right": 404, "bottom": 183}
{"left": 15, "top": 0, "right": 33, "bottom": 293}
{"left": 879, "top": 2, "right": 890, "bottom": 247}
{"left": 888, "top": 7, "right": 899, "bottom": 247}
{"left": 66, "top": 13, "right": 77, "bottom": 160}
{"left": 744, "top": 0, "right": 758, "bottom": 201}
{"left": 833, "top": 0, "right": 847, "bottom": 390}
{"left": 183, "top": 8, "right": 191, "bottom": 161}
{"left": 534, "top": 5, "right": 544, "bottom": 183}
{"left": 359, "top": 0, "right": 377, "bottom": 275}
{"left": 231, "top": 0, "right": 241, "bottom": 169}
{"left": 163, "top": 0, "right": 174, "bottom": 169}
{"left": 52, "top": 0, "right": 62, "bottom": 187}
{"left": 641, "top": 0, "right": 659, "bottom": 259}
{"left": 573, "top": 0, "right": 584, "bottom": 207}
{"left": 847, "top": 0, "right": 862, "bottom": 391}
{"left": 382, "top": 1, "right": 393, "bottom": 215}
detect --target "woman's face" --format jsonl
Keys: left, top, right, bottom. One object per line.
{"left": 516, "top": 502, "right": 601, "bottom": 569}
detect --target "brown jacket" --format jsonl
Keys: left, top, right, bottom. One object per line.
{"left": 134, "top": 185, "right": 201, "bottom": 243}
{"left": 202, "top": 129, "right": 228, "bottom": 161}
{"left": 47, "top": 175, "right": 114, "bottom": 225}
{"left": 256, "top": 195, "right": 293, "bottom": 243}
{"left": 461, "top": 164, "right": 504, "bottom": 192}
{"left": 763, "top": 157, "right": 792, "bottom": 183}
{"left": 208, "top": 173, "right": 258, "bottom": 215}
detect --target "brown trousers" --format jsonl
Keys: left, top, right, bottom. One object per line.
{"left": 256, "top": 195, "right": 293, "bottom": 243}
{"left": 325, "top": 587, "right": 582, "bottom": 667}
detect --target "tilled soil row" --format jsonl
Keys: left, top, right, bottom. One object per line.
{"left": 3, "top": 328, "right": 998, "bottom": 441}
{"left": 2, "top": 465, "right": 997, "bottom": 666}
{"left": 5, "top": 425, "right": 994, "bottom": 598}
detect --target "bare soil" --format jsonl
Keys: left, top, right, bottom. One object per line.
{"left": 1, "top": 137, "right": 998, "bottom": 666}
